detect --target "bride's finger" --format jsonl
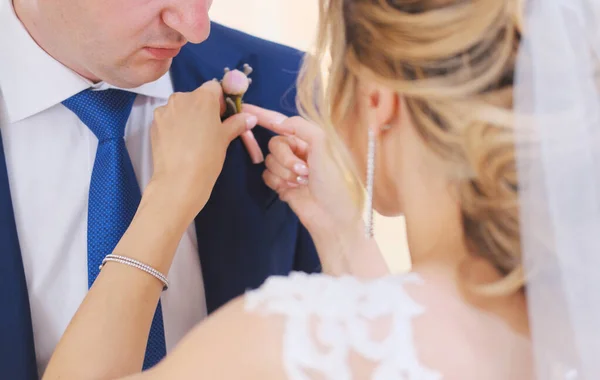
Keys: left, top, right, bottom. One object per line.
{"left": 268, "top": 136, "right": 309, "bottom": 177}
{"left": 243, "top": 104, "right": 324, "bottom": 148}
{"left": 262, "top": 169, "right": 297, "bottom": 192}
{"left": 240, "top": 130, "right": 264, "bottom": 164}
{"left": 242, "top": 104, "right": 291, "bottom": 135}
{"left": 281, "top": 116, "right": 326, "bottom": 148}
{"left": 266, "top": 168, "right": 301, "bottom": 192}
{"left": 286, "top": 135, "right": 309, "bottom": 162}
{"left": 265, "top": 154, "right": 308, "bottom": 185}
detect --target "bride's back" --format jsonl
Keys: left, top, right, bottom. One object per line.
{"left": 290, "top": 0, "right": 532, "bottom": 378}
{"left": 239, "top": 267, "right": 532, "bottom": 380}
{"left": 408, "top": 266, "right": 533, "bottom": 379}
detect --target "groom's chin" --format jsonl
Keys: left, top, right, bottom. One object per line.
{"left": 137, "top": 58, "right": 173, "bottom": 81}
{"left": 110, "top": 56, "right": 174, "bottom": 89}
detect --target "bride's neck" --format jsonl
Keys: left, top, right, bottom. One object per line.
{"left": 400, "top": 168, "right": 530, "bottom": 331}
{"left": 399, "top": 166, "right": 469, "bottom": 270}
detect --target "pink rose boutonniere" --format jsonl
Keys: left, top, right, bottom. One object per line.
{"left": 219, "top": 64, "right": 264, "bottom": 164}
{"left": 221, "top": 63, "right": 253, "bottom": 117}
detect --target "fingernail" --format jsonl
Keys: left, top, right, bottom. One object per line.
{"left": 269, "top": 117, "right": 292, "bottom": 134}
{"left": 246, "top": 115, "right": 258, "bottom": 129}
{"left": 286, "top": 181, "right": 299, "bottom": 188}
{"left": 249, "top": 142, "right": 264, "bottom": 163}
{"left": 242, "top": 130, "right": 264, "bottom": 164}
{"left": 296, "top": 176, "right": 309, "bottom": 185}
{"left": 293, "top": 163, "right": 309, "bottom": 176}
{"left": 252, "top": 152, "right": 264, "bottom": 164}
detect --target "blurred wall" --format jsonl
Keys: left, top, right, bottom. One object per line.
{"left": 209, "top": 1, "right": 319, "bottom": 51}
{"left": 209, "top": 1, "right": 411, "bottom": 273}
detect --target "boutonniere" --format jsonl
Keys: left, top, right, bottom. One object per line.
{"left": 220, "top": 63, "right": 253, "bottom": 118}
{"left": 218, "top": 63, "right": 264, "bottom": 164}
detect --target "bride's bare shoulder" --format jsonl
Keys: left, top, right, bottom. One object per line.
{"left": 139, "top": 271, "right": 532, "bottom": 380}
{"left": 407, "top": 268, "right": 534, "bottom": 380}
{"left": 240, "top": 270, "right": 533, "bottom": 380}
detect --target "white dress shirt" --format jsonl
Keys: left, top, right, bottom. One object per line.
{"left": 0, "top": 0, "right": 206, "bottom": 375}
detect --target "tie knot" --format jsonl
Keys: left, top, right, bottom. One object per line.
{"left": 62, "top": 88, "right": 137, "bottom": 141}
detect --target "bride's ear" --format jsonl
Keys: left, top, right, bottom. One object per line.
{"left": 362, "top": 81, "right": 401, "bottom": 135}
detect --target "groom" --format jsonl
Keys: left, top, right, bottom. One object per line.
{"left": 0, "top": 0, "right": 319, "bottom": 378}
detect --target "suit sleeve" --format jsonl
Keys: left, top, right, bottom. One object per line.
{"left": 293, "top": 222, "right": 322, "bottom": 274}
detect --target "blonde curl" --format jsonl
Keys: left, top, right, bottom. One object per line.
{"left": 297, "top": 0, "right": 525, "bottom": 295}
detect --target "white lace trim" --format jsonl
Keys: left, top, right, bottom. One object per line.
{"left": 245, "top": 272, "right": 442, "bottom": 380}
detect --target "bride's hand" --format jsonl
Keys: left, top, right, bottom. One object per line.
{"left": 147, "top": 81, "right": 258, "bottom": 220}
{"left": 243, "top": 104, "right": 377, "bottom": 275}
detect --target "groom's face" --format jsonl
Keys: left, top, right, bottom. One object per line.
{"left": 37, "top": 0, "right": 213, "bottom": 88}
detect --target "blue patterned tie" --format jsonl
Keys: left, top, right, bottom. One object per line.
{"left": 62, "top": 88, "right": 166, "bottom": 369}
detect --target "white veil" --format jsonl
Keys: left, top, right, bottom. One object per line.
{"left": 515, "top": 0, "right": 600, "bottom": 378}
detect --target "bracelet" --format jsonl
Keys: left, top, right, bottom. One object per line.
{"left": 99, "top": 254, "right": 169, "bottom": 291}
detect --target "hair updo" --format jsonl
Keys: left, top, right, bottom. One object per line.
{"left": 298, "top": 0, "right": 524, "bottom": 294}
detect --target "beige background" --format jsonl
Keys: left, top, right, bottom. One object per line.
{"left": 209, "top": 1, "right": 411, "bottom": 273}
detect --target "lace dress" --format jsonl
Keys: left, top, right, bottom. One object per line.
{"left": 245, "top": 271, "right": 442, "bottom": 380}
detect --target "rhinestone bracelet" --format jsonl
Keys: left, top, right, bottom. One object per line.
{"left": 99, "top": 254, "right": 169, "bottom": 291}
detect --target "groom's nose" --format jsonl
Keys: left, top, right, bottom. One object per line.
{"left": 162, "top": 0, "right": 211, "bottom": 44}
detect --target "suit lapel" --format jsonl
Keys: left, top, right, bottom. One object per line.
{"left": 171, "top": 32, "right": 285, "bottom": 313}
{"left": 0, "top": 129, "right": 38, "bottom": 379}
{"left": 170, "top": 35, "right": 277, "bottom": 209}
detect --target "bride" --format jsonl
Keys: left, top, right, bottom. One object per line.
{"left": 43, "top": 0, "right": 598, "bottom": 379}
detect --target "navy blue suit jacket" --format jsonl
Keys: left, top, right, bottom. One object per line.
{"left": 0, "top": 22, "right": 320, "bottom": 379}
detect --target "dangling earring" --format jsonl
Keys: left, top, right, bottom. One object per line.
{"left": 365, "top": 127, "right": 376, "bottom": 238}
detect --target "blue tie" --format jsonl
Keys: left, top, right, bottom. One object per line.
{"left": 62, "top": 88, "right": 167, "bottom": 369}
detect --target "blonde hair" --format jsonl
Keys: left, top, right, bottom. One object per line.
{"left": 297, "top": 0, "right": 524, "bottom": 294}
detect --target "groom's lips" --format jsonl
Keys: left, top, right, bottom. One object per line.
{"left": 144, "top": 46, "right": 182, "bottom": 60}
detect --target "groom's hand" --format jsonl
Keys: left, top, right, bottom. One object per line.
{"left": 217, "top": 84, "right": 264, "bottom": 165}
{"left": 149, "top": 81, "right": 258, "bottom": 220}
